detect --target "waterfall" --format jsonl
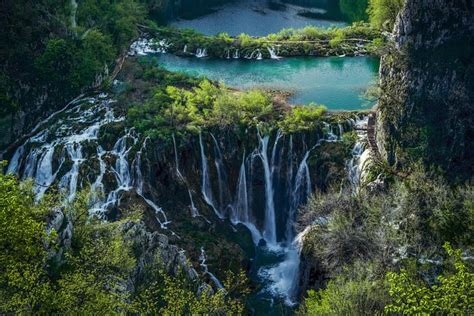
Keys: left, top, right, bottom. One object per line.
{"left": 99, "top": 131, "right": 136, "bottom": 213}
{"left": 270, "top": 129, "right": 283, "bottom": 177}
{"left": 346, "top": 116, "right": 369, "bottom": 191}
{"left": 267, "top": 46, "right": 282, "bottom": 59}
{"left": 34, "top": 145, "right": 58, "bottom": 200}
{"left": 323, "top": 122, "right": 339, "bottom": 142}
{"left": 232, "top": 155, "right": 249, "bottom": 224}
{"left": 287, "top": 149, "right": 311, "bottom": 241}
{"left": 196, "top": 48, "right": 208, "bottom": 58}
{"left": 199, "top": 133, "right": 222, "bottom": 219}
{"left": 233, "top": 49, "right": 240, "bottom": 59}
{"left": 59, "top": 143, "right": 85, "bottom": 202}
{"left": 199, "top": 247, "right": 224, "bottom": 289}
{"left": 90, "top": 146, "right": 106, "bottom": 205}
{"left": 188, "top": 190, "right": 200, "bottom": 217}
{"left": 172, "top": 133, "right": 184, "bottom": 179}
{"left": 256, "top": 131, "right": 277, "bottom": 246}
{"left": 132, "top": 139, "right": 170, "bottom": 229}
{"left": 6, "top": 144, "right": 24, "bottom": 175}
{"left": 183, "top": 44, "right": 187, "bottom": 53}
{"left": 245, "top": 49, "right": 262, "bottom": 60}
{"left": 226, "top": 49, "right": 231, "bottom": 59}
{"left": 210, "top": 133, "right": 230, "bottom": 213}
{"left": 129, "top": 38, "right": 170, "bottom": 56}
{"left": 233, "top": 155, "right": 262, "bottom": 245}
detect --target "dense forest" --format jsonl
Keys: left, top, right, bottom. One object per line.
{"left": 0, "top": 0, "right": 472, "bottom": 314}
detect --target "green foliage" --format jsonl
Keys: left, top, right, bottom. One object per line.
{"left": 0, "top": 169, "right": 54, "bottom": 313}
{"left": 278, "top": 105, "right": 326, "bottom": 133}
{"left": 35, "top": 32, "right": 115, "bottom": 95}
{"left": 128, "top": 78, "right": 278, "bottom": 140}
{"left": 300, "top": 263, "right": 386, "bottom": 315}
{"left": 339, "top": 0, "right": 369, "bottom": 22}
{"left": 299, "top": 166, "right": 474, "bottom": 315}
{"left": 134, "top": 267, "right": 248, "bottom": 315}
{"left": 367, "top": 0, "right": 404, "bottom": 30}
{"left": 1, "top": 0, "right": 148, "bottom": 124}
{"left": 386, "top": 243, "right": 474, "bottom": 315}
{"left": 0, "top": 168, "right": 249, "bottom": 313}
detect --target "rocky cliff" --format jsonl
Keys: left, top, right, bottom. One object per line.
{"left": 376, "top": 0, "right": 474, "bottom": 179}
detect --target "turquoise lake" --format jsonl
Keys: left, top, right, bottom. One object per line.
{"left": 155, "top": 54, "right": 380, "bottom": 110}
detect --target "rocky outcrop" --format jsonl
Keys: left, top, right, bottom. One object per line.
{"left": 121, "top": 220, "right": 199, "bottom": 280}
{"left": 376, "top": 0, "right": 474, "bottom": 179}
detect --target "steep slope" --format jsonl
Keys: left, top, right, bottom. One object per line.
{"left": 376, "top": 0, "right": 474, "bottom": 179}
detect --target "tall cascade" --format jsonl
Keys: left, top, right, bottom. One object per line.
{"left": 199, "top": 133, "right": 222, "bottom": 219}
{"left": 210, "top": 133, "right": 231, "bottom": 213}
{"left": 256, "top": 132, "right": 277, "bottom": 246}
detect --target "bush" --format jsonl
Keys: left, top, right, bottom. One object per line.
{"left": 300, "top": 263, "right": 387, "bottom": 315}
{"left": 367, "top": 0, "right": 404, "bottom": 31}
{"left": 386, "top": 243, "right": 474, "bottom": 315}
{"left": 278, "top": 105, "right": 326, "bottom": 133}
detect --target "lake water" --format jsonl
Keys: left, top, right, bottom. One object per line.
{"left": 155, "top": 54, "right": 380, "bottom": 110}
{"left": 171, "top": 0, "right": 346, "bottom": 36}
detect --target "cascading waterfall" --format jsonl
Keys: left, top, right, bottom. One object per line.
{"left": 233, "top": 49, "right": 240, "bottom": 59}
{"left": 196, "top": 48, "right": 208, "bottom": 58}
{"left": 7, "top": 95, "right": 171, "bottom": 232}
{"left": 245, "top": 49, "right": 263, "bottom": 60}
{"left": 199, "top": 247, "right": 224, "bottom": 289}
{"left": 232, "top": 156, "right": 250, "bottom": 224}
{"left": 59, "top": 143, "right": 84, "bottom": 202}
{"left": 210, "top": 133, "right": 231, "bottom": 213}
{"left": 199, "top": 133, "right": 222, "bottom": 219}
{"left": 256, "top": 132, "right": 277, "bottom": 246}
{"left": 34, "top": 145, "right": 61, "bottom": 200}
{"left": 288, "top": 149, "right": 312, "bottom": 240}
{"left": 188, "top": 189, "right": 200, "bottom": 217}
{"left": 129, "top": 38, "right": 170, "bottom": 56}
{"left": 172, "top": 133, "right": 184, "bottom": 179}
{"left": 260, "top": 145, "right": 314, "bottom": 306}
{"left": 267, "top": 46, "right": 282, "bottom": 59}
{"left": 183, "top": 44, "right": 187, "bottom": 53}
{"left": 230, "top": 155, "right": 262, "bottom": 245}
{"left": 323, "top": 122, "right": 339, "bottom": 142}
{"left": 132, "top": 139, "right": 171, "bottom": 229}
{"left": 346, "top": 116, "right": 369, "bottom": 191}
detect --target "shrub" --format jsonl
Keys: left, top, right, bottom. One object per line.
{"left": 386, "top": 243, "right": 474, "bottom": 315}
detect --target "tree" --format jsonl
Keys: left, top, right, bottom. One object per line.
{"left": 367, "top": 0, "right": 404, "bottom": 31}
{"left": 0, "top": 169, "right": 54, "bottom": 313}
{"left": 339, "top": 0, "right": 369, "bottom": 22}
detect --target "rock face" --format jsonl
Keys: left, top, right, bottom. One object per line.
{"left": 376, "top": 0, "right": 474, "bottom": 179}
